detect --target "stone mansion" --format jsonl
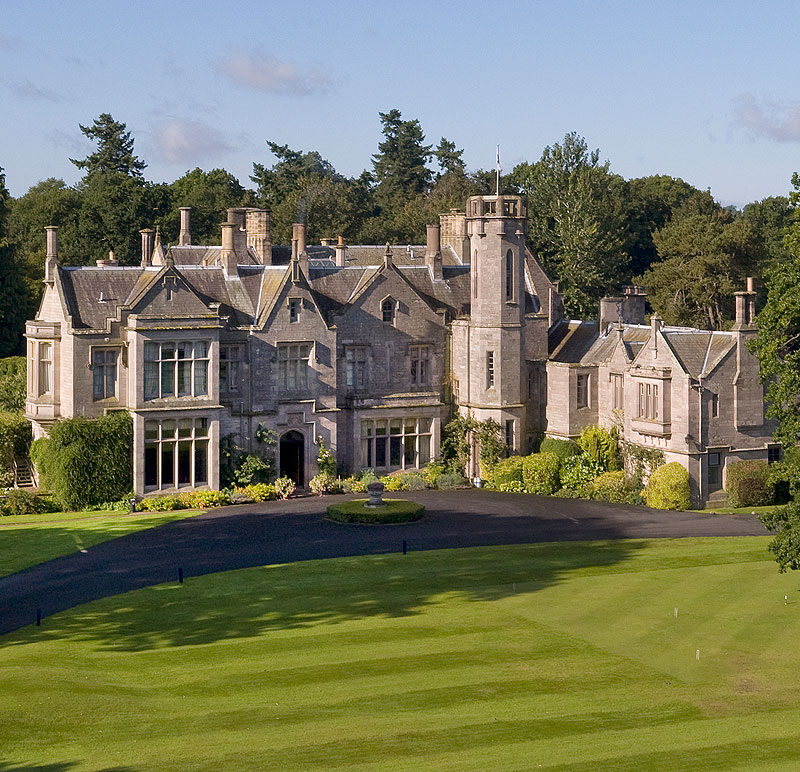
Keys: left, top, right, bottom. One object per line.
{"left": 25, "top": 196, "right": 776, "bottom": 504}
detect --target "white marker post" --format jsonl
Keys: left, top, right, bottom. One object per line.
{"left": 696, "top": 649, "right": 700, "bottom": 661}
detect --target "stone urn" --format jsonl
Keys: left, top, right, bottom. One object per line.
{"left": 366, "top": 481, "right": 386, "bottom": 507}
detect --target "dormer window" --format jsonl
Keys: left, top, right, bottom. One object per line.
{"left": 289, "top": 298, "right": 301, "bottom": 323}
{"left": 381, "top": 298, "right": 396, "bottom": 325}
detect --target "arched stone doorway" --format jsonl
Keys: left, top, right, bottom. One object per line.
{"left": 279, "top": 430, "right": 305, "bottom": 487}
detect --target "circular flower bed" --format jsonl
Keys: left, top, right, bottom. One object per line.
{"left": 326, "top": 498, "right": 424, "bottom": 524}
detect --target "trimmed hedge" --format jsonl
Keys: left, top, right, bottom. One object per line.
{"left": 644, "top": 462, "right": 691, "bottom": 511}
{"left": 326, "top": 498, "right": 424, "bottom": 524}
{"left": 485, "top": 457, "right": 524, "bottom": 490}
{"left": 522, "top": 452, "right": 560, "bottom": 495}
{"left": 540, "top": 438, "right": 582, "bottom": 462}
{"left": 725, "top": 460, "right": 774, "bottom": 508}
{"left": 30, "top": 411, "right": 132, "bottom": 510}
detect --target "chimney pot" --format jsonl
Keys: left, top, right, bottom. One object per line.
{"left": 335, "top": 236, "right": 347, "bottom": 267}
{"left": 384, "top": 243, "right": 393, "bottom": 268}
{"left": 747, "top": 276, "right": 754, "bottom": 293}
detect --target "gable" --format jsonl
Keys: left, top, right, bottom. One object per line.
{"left": 339, "top": 266, "right": 445, "bottom": 332}
{"left": 130, "top": 270, "right": 211, "bottom": 317}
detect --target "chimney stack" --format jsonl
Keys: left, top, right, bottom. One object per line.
{"left": 96, "top": 249, "right": 118, "bottom": 268}
{"left": 335, "top": 235, "right": 347, "bottom": 267}
{"left": 292, "top": 222, "right": 308, "bottom": 275}
{"left": 179, "top": 207, "right": 192, "bottom": 246}
{"left": 384, "top": 243, "right": 393, "bottom": 269}
{"left": 246, "top": 208, "right": 271, "bottom": 264}
{"left": 227, "top": 207, "right": 248, "bottom": 259}
{"left": 140, "top": 228, "right": 155, "bottom": 267}
{"left": 599, "top": 296, "right": 623, "bottom": 333}
{"left": 425, "top": 224, "right": 443, "bottom": 281}
{"left": 734, "top": 277, "right": 757, "bottom": 331}
{"left": 44, "top": 226, "right": 59, "bottom": 283}
{"left": 220, "top": 222, "right": 238, "bottom": 275}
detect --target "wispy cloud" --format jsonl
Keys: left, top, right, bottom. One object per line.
{"left": 47, "top": 128, "right": 88, "bottom": 156}
{"left": 9, "top": 78, "right": 67, "bottom": 103}
{"left": 153, "top": 118, "right": 232, "bottom": 164}
{"left": 0, "top": 35, "right": 16, "bottom": 50}
{"left": 732, "top": 93, "right": 800, "bottom": 143}
{"left": 218, "top": 48, "right": 331, "bottom": 96}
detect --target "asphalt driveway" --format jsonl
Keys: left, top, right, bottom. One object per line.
{"left": 0, "top": 490, "right": 768, "bottom": 637}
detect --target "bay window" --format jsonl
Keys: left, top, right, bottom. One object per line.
{"left": 144, "top": 417, "right": 209, "bottom": 490}
{"left": 144, "top": 341, "right": 209, "bottom": 400}
{"left": 360, "top": 416, "right": 432, "bottom": 470}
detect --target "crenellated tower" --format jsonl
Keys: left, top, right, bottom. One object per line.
{"left": 459, "top": 195, "right": 528, "bottom": 466}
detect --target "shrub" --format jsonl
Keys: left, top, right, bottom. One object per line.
{"left": 177, "top": 489, "right": 231, "bottom": 509}
{"left": 0, "top": 490, "right": 55, "bottom": 516}
{"left": 30, "top": 411, "right": 132, "bottom": 510}
{"left": 496, "top": 481, "right": 525, "bottom": 493}
{"left": 591, "top": 470, "right": 630, "bottom": 503}
{"left": 87, "top": 496, "right": 135, "bottom": 512}
{"left": 316, "top": 437, "right": 337, "bottom": 476}
{"left": 380, "top": 473, "right": 406, "bottom": 491}
{"left": 421, "top": 461, "right": 445, "bottom": 488}
{"left": 238, "top": 483, "right": 276, "bottom": 502}
{"left": 350, "top": 470, "right": 378, "bottom": 493}
{"left": 725, "top": 460, "right": 774, "bottom": 508}
{"left": 540, "top": 437, "right": 582, "bottom": 462}
{"left": 401, "top": 471, "right": 426, "bottom": 490}
{"left": 309, "top": 472, "right": 342, "bottom": 495}
{"left": 0, "top": 411, "right": 31, "bottom": 488}
{"left": 138, "top": 495, "right": 182, "bottom": 512}
{"left": 644, "top": 462, "right": 691, "bottom": 511}
{"left": 484, "top": 456, "right": 524, "bottom": 491}
{"left": 232, "top": 454, "right": 273, "bottom": 486}
{"left": 578, "top": 425, "right": 621, "bottom": 471}
{"left": 435, "top": 472, "right": 469, "bottom": 489}
{"left": 274, "top": 476, "right": 296, "bottom": 499}
{"left": 326, "top": 498, "right": 424, "bottom": 524}
{"left": 522, "top": 453, "right": 560, "bottom": 495}
{"left": 559, "top": 454, "right": 603, "bottom": 491}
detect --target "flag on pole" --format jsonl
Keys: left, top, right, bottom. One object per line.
{"left": 496, "top": 144, "right": 501, "bottom": 173}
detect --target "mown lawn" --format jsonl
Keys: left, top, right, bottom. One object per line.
{"left": 0, "top": 509, "right": 201, "bottom": 577}
{"left": 3, "top": 536, "right": 800, "bottom": 770}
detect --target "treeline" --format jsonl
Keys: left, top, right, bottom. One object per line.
{"left": 0, "top": 111, "right": 794, "bottom": 357}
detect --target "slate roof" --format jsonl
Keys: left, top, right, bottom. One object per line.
{"left": 661, "top": 330, "right": 735, "bottom": 377}
{"left": 548, "top": 320, "right": 599, "bottom": 363}
{"left": 54, "top": 241, "right": 532, "bottom": 331}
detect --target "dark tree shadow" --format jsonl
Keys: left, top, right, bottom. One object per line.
{"left": 4, "top": 533, "right": 645, "bottom": 652}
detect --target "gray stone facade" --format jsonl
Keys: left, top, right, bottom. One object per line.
{"left": 25, "top": 198, "right": 775, "bottom": 504}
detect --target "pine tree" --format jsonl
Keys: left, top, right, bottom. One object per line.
{"left": 372, "top": 109, "right": 432, "bottom": 205}
{"left": 70, "top": 113, "right": 146, "bottom": 178}
{"left": 0, "top": 166, "right": 30, "bottom": 356}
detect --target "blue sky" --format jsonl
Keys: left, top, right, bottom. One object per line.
{"left": 1, "top": 0, "right": 798, "bottom": 206}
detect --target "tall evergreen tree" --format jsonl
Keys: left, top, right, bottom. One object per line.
{"left": 372, "top": 109, "right": 432, "bottom": 203}
{"left": 70, "top": 113, "right": 146, "bottom": 178}
{"left": 0, "top": 166, "right": 30, "bottom": 356}
{"left": 512, "top": 133, "right": 628, "bottom": 318}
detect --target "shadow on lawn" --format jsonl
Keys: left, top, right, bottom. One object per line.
{"left": 0, "top": 764, "right": 135, "bottom": 772}
{"left": 8, "top": 534, "right": 646, "bottom": 652}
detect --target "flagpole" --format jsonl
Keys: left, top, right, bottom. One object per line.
{"left": 495, "top": 144, "right": 500, "bottom": 196}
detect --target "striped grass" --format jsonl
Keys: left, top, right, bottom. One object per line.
{"left": 2, "top": 536, "right": 800, "bottom": 770}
